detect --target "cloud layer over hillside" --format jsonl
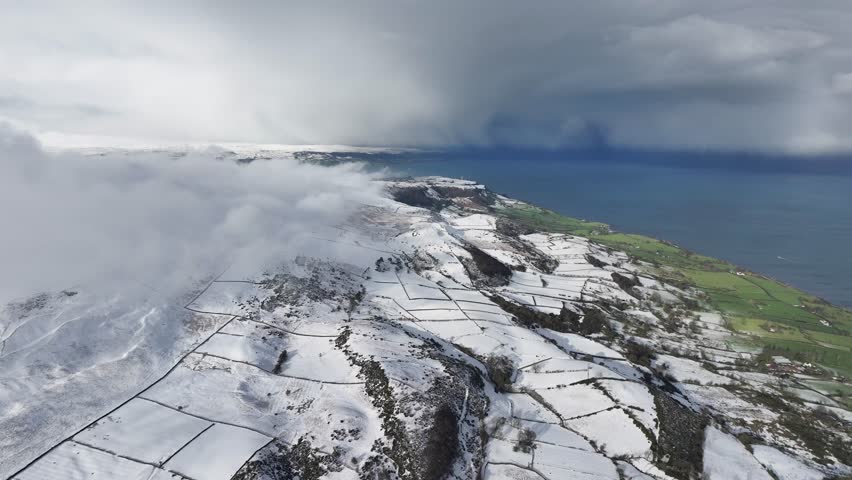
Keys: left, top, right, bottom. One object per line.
{"left": 0, "top": 124, "right": 381, "bottom": 302}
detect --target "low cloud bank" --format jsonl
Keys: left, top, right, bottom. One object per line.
{"left": 0, "top": 124, "right": 383, "bottom": 303}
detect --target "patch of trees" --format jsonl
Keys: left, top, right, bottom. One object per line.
{"left": 495, "top": 218, "right": 535, "bottom": 237}
{"left": 390, "top": 186, "right": 447, "bottom": 210}
{"left": 462, "top": 245, "right": 512, "bottom": 286}
{"left": 422, "top": 404, "right": 460, "bottom": 480}
{"left": 488, "top": 295, "right": 572, "bottom": 333}
{"left": 653, "top": 390, "right": 708, "bottom": 479}
{"left": 487, "top": 295, "right": 611, "bottom": 337}
{"left": 231, "top": 437, "right": 339, "bottom": 480}
{"left": 558, "top": 305, "right": 609, "bottom": 336}
{"left": 611, "top": 272, "right": 640, "bottom": 292}
{"left": 374, "top": 256, "right": 403, "bottom": 273}
{"left": 431, "top": 186, "right": 497, "bottom": 207}
{"left": 584, "top": 254, "right": 608, "bottom": 268}
{"left": 659, "top": 313, "right": 683, "bottom": 334}
{"left": 624, "top": 341, "right": 656, "bottom": 367}
{"left": 484, "top": 354, "right": 514, "bottom": 393}
{"left": 680, "top": 296, "right": 700, "bottom": 310}
{"left": 575, "top": 306, "right": 608, "bottom": 336}
{"left": 514, "top": 427, "right": 537, "bottom": 453}
{"left": 272, "top": 350, "right": 288, "bottom": 374}
{"left": 346, "top": 285, "right": 366, "bottom": 319}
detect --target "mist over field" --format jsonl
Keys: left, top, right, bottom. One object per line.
{"left": 0, "top": 124, "right": 381, "bottom": 303}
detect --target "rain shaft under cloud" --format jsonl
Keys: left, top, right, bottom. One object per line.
{"left": 2, "top": 0, "right": 852, "bottom": 153}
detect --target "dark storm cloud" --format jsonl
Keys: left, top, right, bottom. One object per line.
{"left": 2, "top": 0, "right": 852, "bottom": 152}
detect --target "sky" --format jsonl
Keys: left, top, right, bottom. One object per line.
{"left": 2, "top": 0, "right": 852, "bottom": 153}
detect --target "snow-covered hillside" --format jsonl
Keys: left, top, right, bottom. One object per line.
{"left": 2, "top": 176, "right": 849, "bottom": 480}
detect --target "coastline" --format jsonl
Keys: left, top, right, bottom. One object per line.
{"left": 388, "top": 158, "right": 852, "bottom": 309}
{"left": 487, "top": 196, "right": 852, "bottom": 382}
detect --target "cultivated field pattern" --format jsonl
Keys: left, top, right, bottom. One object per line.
{"left": 2, "top": 176, "right": 850, "bottom": 480}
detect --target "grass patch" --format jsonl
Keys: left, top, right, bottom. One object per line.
{"left": 499, "top": 203, "right": 608, "bottom": 237}
{"left": 807, "top": 330, "right": 852, "bottom": 350}
{"left": 757, "top": 339, "right": 852, "bottom": 377}
{"left": 817, "top": 384, "right": 852, "bottom": 409}
{"left": 727, "top": 317, "right": 810, "bottom": 342}
{"left": 496, "top": 202, "right": 852, "bottom": 379}
{"left": 803, "top": 380, "right": 852, "bottom": 399}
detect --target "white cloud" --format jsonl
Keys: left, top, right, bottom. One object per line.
{"left": 0, "top": 123, "right": 383, "bottom": 303}
{"left": 624, "top": 15, "right": 826, "bottom": 66}
{"left": 1, "top": 1, "right": 852, "bottom": 152}
{"left": 832, "top": 72, "right": 852, "bottom": 94}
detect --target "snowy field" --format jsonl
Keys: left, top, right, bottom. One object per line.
{"left": 5, "top": 176, "right": 848, "bottom": 480}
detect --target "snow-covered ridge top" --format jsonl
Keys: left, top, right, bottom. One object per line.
{"left": 384, "top": 176, "right": 485, "bottom": 188}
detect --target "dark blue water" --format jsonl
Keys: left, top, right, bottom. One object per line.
{"left": 389, "top": 158, "right": 852, "bottom": 307}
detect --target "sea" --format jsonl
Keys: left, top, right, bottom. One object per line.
{"left": 383, "top": 153, "right": 852, "bottom": 308}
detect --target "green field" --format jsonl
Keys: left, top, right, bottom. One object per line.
{"left": 499, "top": 203, "right": 852, "bottom": 378}
{"left": 803, "top": 380, "right": 852, "bottom": 409}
